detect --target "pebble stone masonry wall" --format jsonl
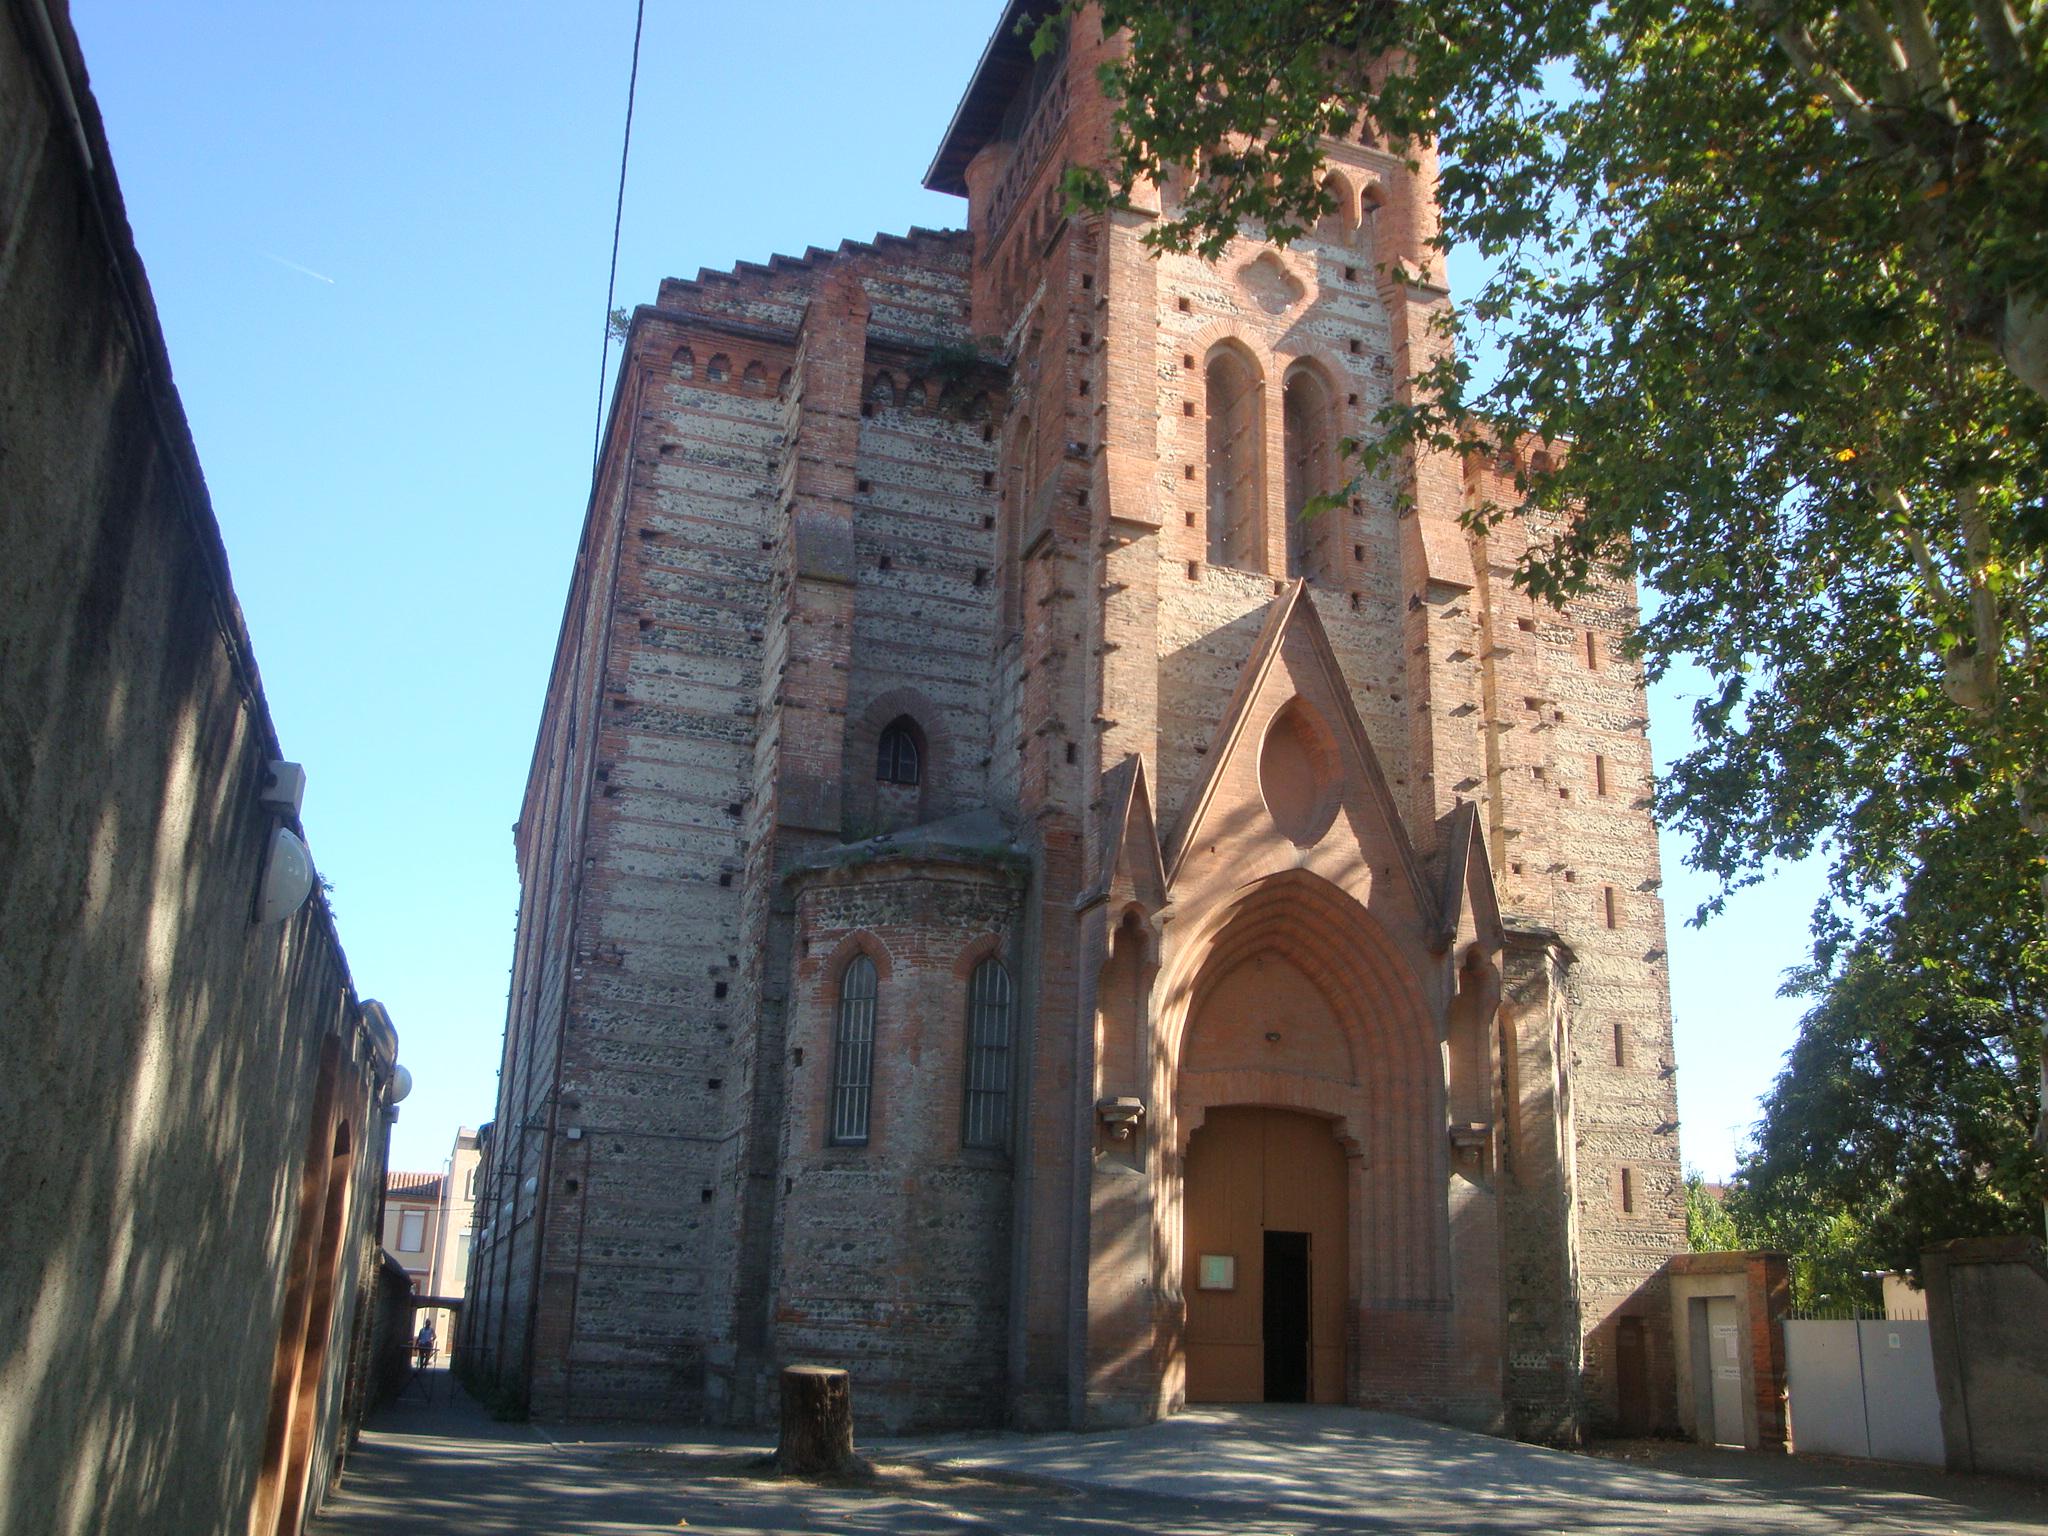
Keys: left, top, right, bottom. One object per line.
{"left": 466, "top": 0, "right": 1684, "bottom": 1439}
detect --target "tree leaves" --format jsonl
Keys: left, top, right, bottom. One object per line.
{"left": 1067, "top": 0, "right": 2048, "bottom": 1267}
{"left": 1731, "top": 810, "right": 2046, "bottom": 1281}
{"left": 1061, "top": 0, "right": 2047, "bottom": 927}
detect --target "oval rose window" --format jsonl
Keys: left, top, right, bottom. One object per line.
{"left": 1259, "top": 699, "right": 1339, "bottom": 846}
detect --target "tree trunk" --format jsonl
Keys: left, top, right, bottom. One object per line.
{"left": 2025, "top": 790, "right": 2048, "bottom": 1249}
{"left": 2002, "top": 290, "right": 2048, "bottom": 410}
{"left": 774, "top": 1365, "right": 862, "bottom": 1476}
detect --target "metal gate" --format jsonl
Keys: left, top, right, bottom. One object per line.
{"left": 1784, "top": 1305, "right": 1943, "bottom": 1465}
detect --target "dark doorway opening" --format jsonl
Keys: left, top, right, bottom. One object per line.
{"left": 1263, "top": 1230, "right": 1311, "bottom": 1402}
{"left": 1616, "top": 1315, "right": 1650, "bottom": 1434}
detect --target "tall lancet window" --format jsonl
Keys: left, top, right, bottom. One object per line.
{"left": 829, "top": 955, "right": 878, "bottom": 1145}
{"left": 1283, "top": 366, "right": 1335, "bottom": 580}
{"left": 962, "top": 958, "right": 1014, "bottom": 1149}
{"left": 1205, "top": 345, "right": 1264, "bottom": 571}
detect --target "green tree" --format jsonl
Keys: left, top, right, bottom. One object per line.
{"left": 1048, "top": 0, "right": 2047, "bottom": 911}
{"left": 1732, "top": 809, "right": 2046, "bottom": 1280}
{"left": 1685, "top": 1169, "right": 1744, "bottom": 1252}
{"left": 1046, "top": 0, "right": 2048, "bottom": 1228}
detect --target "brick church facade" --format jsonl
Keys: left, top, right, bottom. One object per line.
{"left": 462, "top": 0, "right": 1685, "bottom": 1439}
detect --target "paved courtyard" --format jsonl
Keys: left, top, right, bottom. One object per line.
{"left": 311, "top": 1373, "right": 2048, "bottom": 1535}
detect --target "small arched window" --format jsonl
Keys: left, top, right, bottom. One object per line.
{"left": 1283, "top": 367, "right": 1335, "bottom": 579}
{"left": 706, "top": 353, "right": 730, "bottom": 382}
{"left": 876, "top": 717, "right": 922, "bottom": 786}
{"left": 1317, "top": 173, "right": 1355, "bottom": 244}
{"left": 963, "top": 958, "right": 1013, "bottom": 1149}
{"left": 1360, "top": 184, "right": 1386, "bottom": 262}
{"left": 829, "top": 955, "right": 878, "bottom": 1145}
{"left": 1206, "top": 345, "right": 1265, "bottom": 571}
{"left": 671, "top": 345, "right": 695, "bottom": 378}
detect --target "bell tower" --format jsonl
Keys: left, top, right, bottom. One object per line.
{"left": 926, "top": 0, "right": 1682, "bottom": 1435}
{"left": 926, "top": 2, "right": 1479, "bottom": 858}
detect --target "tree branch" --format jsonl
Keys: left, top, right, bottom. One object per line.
{"left": 1848, "top": 1, "right": 1918, "bottom": 112}
{"left": 1998, "top": 291, "right": 2048, "bottom": 405}
{"left": 1958, "top": 483, "right": 2003, "bottom": 672}
{"left": 1885, "top": 487, "right": 1957, "bottom": 609}
{"left": 1758, "top": 7, "right": 1879, "bottom": 136}
{"left": 1884, "top": 0, "right": 1960, "bottom": 119}
{"left": 1928, "top": 482, "right": 2005, "bottom": 717}
{"left": 1966, "top": 0, "right": 2031, "bottom": 92}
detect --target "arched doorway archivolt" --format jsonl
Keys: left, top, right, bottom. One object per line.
{"left": 1162, "top": 869, "right": 1449, "bottom": 1334}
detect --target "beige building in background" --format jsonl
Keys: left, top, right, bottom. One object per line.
{"left": 383, "top": 1126, "right": 480, "bottom": 1360}
{"left": 382, "top": 1172, "right": 443, "bottom": 1297}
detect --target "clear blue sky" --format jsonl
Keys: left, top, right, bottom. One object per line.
{"left": 73, "top": 1, "right": 1823, "bottom": 1178}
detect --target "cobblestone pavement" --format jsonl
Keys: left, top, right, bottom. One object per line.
{"left": 311, "top": 1375, "right": 2048, "bottom": 1535}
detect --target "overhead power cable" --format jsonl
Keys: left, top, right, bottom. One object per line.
{"left": 593, "top": 0, "right": 648, "bottom": 481}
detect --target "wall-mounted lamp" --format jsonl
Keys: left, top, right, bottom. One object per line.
{"left": 257, "top": 825, "right": 315, "bottom": 924}
{"left": 255, "top": 761, "right": 314, "bottom": 925}
{"left": 389, "top": 1064, "right": 414, "bottom": 1104}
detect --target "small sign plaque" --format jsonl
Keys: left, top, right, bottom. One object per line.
{"left": 1198, "top": 1254, "right": 1236, "bottom": 1291}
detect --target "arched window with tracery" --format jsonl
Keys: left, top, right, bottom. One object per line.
{"left": 876, "top": 717, "right": 922, "bottom": 786}
{"left": 829, "top": 954, "right": 878, "bottom": 1145}
{"left": 962, "top": 957, "right": 1014, "bottom": 1149}
{"left": 1205, "top": 345, "right": 1264, "bottom": 571}
{"left": 1283, "top": 366, "right": 1335, "bottom": 580}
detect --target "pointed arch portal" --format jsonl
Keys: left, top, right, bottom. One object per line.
{"left": 1168, "top": 868, "right": 1449, "bottom": 1408}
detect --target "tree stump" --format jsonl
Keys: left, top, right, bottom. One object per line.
{"left": 773, "top": 1364, "right": 863, "bottom": 1476}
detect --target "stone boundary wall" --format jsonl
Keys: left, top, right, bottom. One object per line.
{"left": 1923, "top": 1235, "right": 2048, "bottom": 1479}
{"left": 0, "top": 7, "right": 397, "bottom": 1533}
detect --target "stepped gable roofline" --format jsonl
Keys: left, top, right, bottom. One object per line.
{"left": 925, "top": 0, "right": 1057, "bottom": 195}
{"left": 657, "top": 226, "right": 969, "bottom": 303}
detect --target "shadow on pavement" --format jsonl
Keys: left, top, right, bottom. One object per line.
{"left": 314, "top": 1376, "right": 1313, "bottom": 1536}
{"left": 314, "top": 1383, "right": 2048, "bottom": 1536}
{"left": 1590, "top": 1438, "right": 2048, "bottom": 1533}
